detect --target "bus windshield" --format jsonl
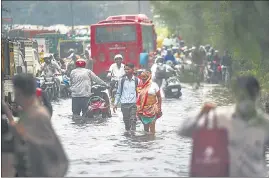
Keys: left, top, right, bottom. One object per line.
{"left": 95, "top": 25, "right": 136, "bottom": 43}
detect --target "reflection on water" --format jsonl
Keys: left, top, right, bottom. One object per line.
{"left": 51, "top": 83, "right": 267, "bottom": 176}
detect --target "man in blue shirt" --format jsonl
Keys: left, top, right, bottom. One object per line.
{"left": 164, "top": 49, "right": 177, "bottom": 65}
{"left": 113, "top": 63, "right": 139, "bottom": 131}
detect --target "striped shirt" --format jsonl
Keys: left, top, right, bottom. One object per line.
{"left": 114, "top": 75, "right": 139, "bottom": 105}
{"left": 70, "top": 68, "right": 106, "bottom": 97}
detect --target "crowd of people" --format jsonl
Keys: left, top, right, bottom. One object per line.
{"left": 155, "top": 36, "right": 233, "bottom": 85}
{"left": 2, "top": 36, "right": 269, "bottom": 177}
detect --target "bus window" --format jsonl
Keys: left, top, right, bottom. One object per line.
{"left": 95, "top": 25, "right": 136, "bottom": 43}
{"left": 142, "top": 25, "right": 154, "bottom": 52}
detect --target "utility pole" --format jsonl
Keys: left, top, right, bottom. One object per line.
{"left": 138, "top": 0, "right": 141, "bottom": 14}
{"left": 70, "top": 1, "right": 74, "bottom": 35}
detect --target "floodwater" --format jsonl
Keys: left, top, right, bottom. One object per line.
{"left": 51, "top": 83, "right": 267, "bottom": 177}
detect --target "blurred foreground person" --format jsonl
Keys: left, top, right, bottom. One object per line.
{"left": 178, "top": 75, "right": 269, "bottom": 177}
{"left": 2, "top": 74, "right": 69, "bottom": 177}
{"left": 36, "top": 88, "right": 53, "bottom": 117}
{"left": 136, "top": 71, "right": 162, "bottom": 134}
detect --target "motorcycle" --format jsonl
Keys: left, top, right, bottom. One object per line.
{"left": 60, "top": 75, "right": 71, "bottom": 98}
{"left": 163, "top": 75, "right": 182, "bottom": 98}
{"left": 38, "top": 74, "right": 59, "bottom": 101}
{"left": 84, "top": 84, "right": 110, "bottom": 119}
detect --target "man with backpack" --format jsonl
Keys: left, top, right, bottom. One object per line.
{"left": 113, "top": 63, "right": 139, "bottom": 131}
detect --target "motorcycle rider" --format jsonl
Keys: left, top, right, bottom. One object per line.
{"left": 151, "top": 57, "right": 166, "bottom": 88}
{"left": 107, "top": 54, "right": 125, "bottom": 99}
{"left": 191, "top": 46, "right": 204, "bottom": 86}
{"left": 171, "top": 34, "right": 179, "bottom": 47}
{"left": 164, "top": 49, "right": 177, "bottom": 65}
{"left": 41, "top": 54, "right": 62, "bottom": 77}
{"left": 66, "top": 49, "right": 78, "bottom": 77}
{"left": 70, "top": 58, "right": 111, "bottom": 117}
{"left": 221, "top": 50, "right": 233, "bottom": 81}
{"left": 156, "top": 48, "right": 162, "bottom": 57}
{"left": 40, "top": 54, "right": 62, "bottom": 97}
{"left": 85, "top": 44, "right": 93, "bottom": 70}
{"left": 162, "top": 36, "right": 172, "bottom": 48}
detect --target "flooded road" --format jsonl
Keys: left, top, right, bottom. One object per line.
{"left": 50, "top": 84, "right": 239, "bottom": 176}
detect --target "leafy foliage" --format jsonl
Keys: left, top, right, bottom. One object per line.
{"left": 151, "top": 1, "right": 269, "bottom": 88}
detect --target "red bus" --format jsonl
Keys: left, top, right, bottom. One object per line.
{"left": 90, "top": 14, "right": 157, "bottom": 77}
{"left": 8, "top": 29, "right": 56, "bottom": 39}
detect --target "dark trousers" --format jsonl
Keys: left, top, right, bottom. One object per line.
{"left": 72, "top": 97, "right": 90, "bottom": 116}
{"left": 109, "top": 80, "right": 117, "bottom": 97}
{"left": 121, "top": 103, "right": 137, "bottom": 131}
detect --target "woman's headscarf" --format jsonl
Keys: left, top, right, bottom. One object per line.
{"left": 137, "top": 71, "right": 152, "bottom": 110}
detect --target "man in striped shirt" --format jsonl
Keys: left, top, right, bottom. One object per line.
{"left": 113, "top": 63, "right": 139, "bottom": 131}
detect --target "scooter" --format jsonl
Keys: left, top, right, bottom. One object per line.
{"left": 84, "top": 84, "right": 111, "bottom": 119}
{"left": 163, "top": 75, "right": 182, "bottom": 98}
{"left": 60, "top": 75, "right": 71, "bottom": 98}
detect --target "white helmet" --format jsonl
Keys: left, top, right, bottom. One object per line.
{"left": 114, "top": 54, "right": 123, "bottom": 61}
{"left": 166, "top": 60, "right": 173, "bottom": 66}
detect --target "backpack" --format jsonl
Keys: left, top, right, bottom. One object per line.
{"left": 190, "top": 110, "right": 230, "bottom": 177}
{"left": 155, "top": 64, "right": 166, "bottom": 79}
{"left": 120, "top": 77, "right": 139, "bottom": 97}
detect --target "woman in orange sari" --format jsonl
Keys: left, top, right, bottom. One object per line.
{"left": 136, "top": 71, "right": 162, "bottom": 133}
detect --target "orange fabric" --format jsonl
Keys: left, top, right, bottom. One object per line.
{"left": 136, "top": 71, "right": 160, "bottom": 118}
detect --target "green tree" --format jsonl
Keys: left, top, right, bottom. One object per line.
{"left": 151, "top": 1, "right": 269, "bottom": 88}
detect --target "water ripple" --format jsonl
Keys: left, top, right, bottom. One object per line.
{"left": 50, "top": 83, "right": 267, "bottom": 176}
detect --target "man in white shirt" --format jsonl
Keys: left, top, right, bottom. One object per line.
{"left": 107, "top": 54, "right": 125, "bottom": 97}
{"left": 162, "top": 36, "right": 172, "bottom": 48}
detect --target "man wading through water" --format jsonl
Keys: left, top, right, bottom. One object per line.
{"left": 2, "top": 74, "right": 68, "bottom": 177}
{"left": 113, "top": 63, "right": 139, "bottom": 132}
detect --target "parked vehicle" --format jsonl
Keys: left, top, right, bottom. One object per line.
{"left": 2, "top": 37, "right": 27, "bottom": 106}
{"left": 84, "top": 84, "right": 110, "bottom": 119}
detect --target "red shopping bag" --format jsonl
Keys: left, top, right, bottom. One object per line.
{"left": 190, "top": 111, "right": 230, "bottom": 177}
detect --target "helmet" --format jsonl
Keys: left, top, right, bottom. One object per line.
{"left": 75, "top": 58, "right": 86, "bottom": 68}
{"left": 155, "top": 57, "right": 164, "bottom": 64}
{"left": 68, "top": 48, "right": 74, "bottom": 54}
{"left": 205, "top": 44, "right": 211, "bottom": 49}
{"left": 44, "top": 53, "right": 53, "bottom": 63}
{"left": 166, "top": 60, "right": 173, "bottom": 66}
{"left": 172, "top": 46, "right": 178, "bottom": 50}
{"left": 114, "top": 54, "right": 123, "bottom": 61}
{"left": 167, "top": 48, "right": 172, "bottom": 52}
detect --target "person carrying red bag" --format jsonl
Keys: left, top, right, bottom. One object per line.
{"left": 178, "top": 75, "right": 269, "bottom": 177}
